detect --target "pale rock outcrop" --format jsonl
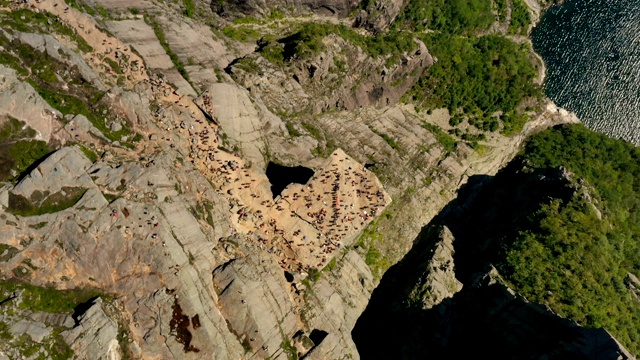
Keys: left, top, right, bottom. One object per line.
{"left": 0, "top": 65, "right": 59, "bottom": 142}
{"left": 12, "top": 146, "right": 96, "bottom": 199}
{"left": 9, "top": 319, "right": 53, "bottom": 343}
{"left": 63, "top": 298, "right": 121, "bottom": 360}
{"left": 207, "top": 82, "right": 286, "bottom": 168}
{"left": 302, "top": 250, "right": 375, "bottom": 359}
{"left": 64, "top": 114, "right": 107, "bottom": 141}
{"left": 230, "top": 36, "right": 433, "bottom": 115}
{"left": 408, "top": 226, "right": 462, "bottom": 310}
{"left": 212, "top": 255, "right": 300, "bottom": 358}
{"left": 213, "top": 0, "right": 360, "bottom": 19}
{"left": 355, "top": 0, "right": 404, "bottom": 31}
{"left": 106, "top": 20, "right": 175, "bottom": 70}
{"left": 9, "top": 31, "right": 106, "bottom": 90}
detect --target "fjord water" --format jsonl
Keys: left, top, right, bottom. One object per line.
{"left": 532, "top": 0, "right": 640, "bottom": 143}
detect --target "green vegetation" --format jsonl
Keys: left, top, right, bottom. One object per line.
{"left": 35, "top": 88, "right": 132, "bottom": 144}
{"left": 0, "top": 280, "right": 102, "bottom": 314}
{"left": 281, "top": 338, "right": 298, "bottom": 360}
{"left": 494, "top": 0, "right": 508, "bottom": 22}
{"left": 0, "top": 321, "right": 11, "bottom": 340}
{"left": 147, "top": 17, "right": 190, "bottom": 81}
{"left": 222, "top": 26, "right": 261, "bottom": 42}
{"left": 76, "top": 144, "right": 99, "bottom": 163}
{"left": 0, "top": 244, "right": 19, "bottom": 262}
{"left": 509, "top": 0, "right": 532, "bottom": 35}
{"left": 0, "top": 138, "right": 50, "bottom": 182}
{"left": 0, "top": 9, "right": 93, "bottom": 53}
{"left": 323, "top": 257, "right": 338, "bottom": 272}
{"left": 394, "top": 0, "right": 494, "bottom": 34}
{"left": 500, "top": 110, "right": 529, "bottom": 135}
{"left": 286, "top": 121, "right": 301, "bottom": 137}
{"left": 408, "top": 34, "right": 540, "bottom": 124}
{"left": 257, "top": 23, "right": 415, "bottom": 66}
{"left": 422, "top": 123, "right": 456, "bottom": 153}
{"left": 182, "top": 0, "right": 196, "bottom": 18}
{"left": 0, "top": 27, "right": 134, "bottom": 146}
{"left": 357, "top": 213, "right": 392, "bottom": 278}
{"left": 8, "top": 187, "right": 86, "bottom": 217}
{"left": 0, "top": 117, "right": 37, "bottom": 142}
{"left": 497, "top": 124, "right": 640, "bottom": 354}
{"left": 306, "top": 267, "right": 321, "bottom": 282}
{"left": 104, "top": 57, "right": 122, "bottom": 74}
{"left": 370, "top": 128, "right": 400, "bottom": 151}
{"left": 66, "top": 0, "right": 98, "bottom": 16}
{"left": 5, "top": 135, "right": 49, "bottom": 170}
{"left": 301, "top": 121, "right": 321, "bottom": 139}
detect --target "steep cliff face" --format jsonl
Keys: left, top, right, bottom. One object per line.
{"left": 354, "top": 0, "right": 404, "bottom": 31}
{"left": 227, "top": 36, "right": 432, "bottom": 115}
{"left": 212, "top": 0, "right": 361, "bottom": 18}
{"left": 0, "top": 0, "right": 612, "bottom": 359}
{"left": 352, "top": 156, "right": 635, "bottom": 359}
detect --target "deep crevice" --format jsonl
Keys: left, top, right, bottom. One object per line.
{"left": 265, "top": 161, "right": 314, "bottom": 198}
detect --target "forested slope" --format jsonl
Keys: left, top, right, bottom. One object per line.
{"left": 499, "top": 124, "right": 640, "bottom": 352}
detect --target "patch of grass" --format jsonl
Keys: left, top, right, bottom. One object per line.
{"left": 323, "top": 257, "right": 337, "bottom": 272}
{"left": 103, "top": 193, "right": 118, "bottom": 203}
{"left": 357, "top": 213, "right": 392, "bottom": 278}
{"left": 501, "top": 110, "right": 529, "bottom": 136}
{"left": 232, "top": 16, "right": 264, "bottom": 25}
{"left": 48, "top": 328, "right": 75, "bottom": 360}
{"left": 301, "top": 122, "right": 322, "bottom": 139}
{"left": 76, "top": 144, "right": 98, "bottom": 163}
{"left": 0, "top": 32, "right": 132, "bottom": 145}
{"left": 36, "top": 88, "right": 130, "bottom": 143}
{"left": 0, "top": 139, "right": 50, "bottom": 181}
{"left": 222, "top": 26, "right": 261, "bottom": 42}
{"left": 0, "top": 321, "right": 11, "bottom": 340}
{"left": 281, "top": 338, "right": 298, "bottom": 360}
{"left": 182, "top": 0, "right": 196, "bottom": 17}
{"left": 66, "top": 0, "right": 97, "bottom": 16}
{"left": 8, "top": 187, "right": 86, "bottom": 217}
{"left": 286, "top": 121, "right": 301, "bottom": 137}
{"left": 0, "top": 117, "right": 37, "bottom": 142}
{"left": 147, "top": 17, "right": 189, "bottom": 81}
{"left": 370, "top": 128, "right": 401, "bottom": 151}
{"left": 0, "top": 244, "right": 19, "bottom": 262}
{"left": 0, "top": 9, "right": 93, "bottom": 53}
{"left": 365, "top": 242, "right": 383, "bottom": 268}
{"left": 422, "top": 123, "right": 456, "bottom": 154}
{"left": 104, "top": 57, "right": 121, "bottom": 74}
{"left": 0, "top": 50, "right": 29, "bottom": 76}
{"left": 306, "top": 267, "right": 321, "bottom": 283}
{"left": 0, "top": 280, "right": 102, "bottom": 314}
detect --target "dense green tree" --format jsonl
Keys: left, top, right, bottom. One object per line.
{"left": 498, "top": 125, "right": 640, "bottom": 354}
{"left": 408, "top": 34, "right": 540, "bottom": 117}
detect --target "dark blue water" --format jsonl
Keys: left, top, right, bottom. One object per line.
{"left": 532, "top": 0, "right": 640, "bottom": 143}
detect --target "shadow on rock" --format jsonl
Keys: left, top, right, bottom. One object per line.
{"left": 352, "top": 162, "right": 624, "bottom": 359}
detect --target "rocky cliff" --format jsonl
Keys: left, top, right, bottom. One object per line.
{"left": 353, "top": 156, "right": 635, "bottom": 359}
{"left": 0, "top": 0, "right": 628, "bottom": 359}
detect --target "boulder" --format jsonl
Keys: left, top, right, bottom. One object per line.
{"left": 12, "top": 147, "right": 96, "bottom": 200}
{"left": 63, "top": 298, "right": 122, "bottom": 360}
